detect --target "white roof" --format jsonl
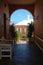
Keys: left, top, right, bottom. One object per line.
{"left": 15, "top": 19, "right": 33, "bottom": 26}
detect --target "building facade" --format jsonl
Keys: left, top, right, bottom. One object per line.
{"left": 15, "top": 25, "right": 27, "bottom": 34}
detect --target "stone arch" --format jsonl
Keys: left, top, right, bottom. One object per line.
{"left": 9, "top": 4, "right": 34, "bottom": 17}
{"left": 10, "top": 8, "right": 34, "bottom": 25}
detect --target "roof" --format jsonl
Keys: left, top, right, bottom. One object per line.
{"left": 15, "top": 19, "right": 33, "bottom": 26}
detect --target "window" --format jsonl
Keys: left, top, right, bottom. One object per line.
{"left": 18, "top": 28, "right": 20, "bottom": 32}
{"left": 17, "top": 28, "right": 22, "bottom": 32}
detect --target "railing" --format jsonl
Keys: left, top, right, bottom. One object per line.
{"left": 35, "top": 35, "right": 43, "bottom": 51}
{"left": 35, "top": 35, "right": 43, "bottom": 47}
{"left": 0, "top": 39, "right": 13, "bottom": 59}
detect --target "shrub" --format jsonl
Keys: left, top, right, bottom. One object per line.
{"left": 27, "top": 22, "right": 34, "bottom": 38}
{"left": 21, "top": 34, "right": 27, "bottom": 38}
{"left": 14, "top": 30, "right": 20, "bottom": 41}
{"left": 10, "top": 24, "right": 20, "bottom": 41}
{"left": 10, "top": 23, "right": 15, "bottom": 39}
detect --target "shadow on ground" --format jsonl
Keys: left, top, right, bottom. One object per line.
{"left": 0, "top": 42, "right": 43, "bottom": 65}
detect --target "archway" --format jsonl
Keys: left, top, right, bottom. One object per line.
{"left": 10, "top": 9, "right": 34, "bottom": 44}
{"left": 9, "top": 4, "right": 34, "bottom": 17}
{"left": 10, "top": 9, "right": 33, "bottom": 24}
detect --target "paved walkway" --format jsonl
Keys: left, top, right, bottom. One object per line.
{"left": 17, "top": 40, "right": 27, "bottom": 44}
{"left": 0, "top": 42, "right": 43, "bottom": 65}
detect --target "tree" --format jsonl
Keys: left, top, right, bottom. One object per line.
{"left": 10, "top": 23, "right": 15, "bottom": 39}
{"left": 14, "top": 30, "right": 19, "bottom": 41}
{"left": 10, "top": 23, "right": 19, "bottom": 42}
{"left": 27, "top": 21, "right": 34, "bottom": 38}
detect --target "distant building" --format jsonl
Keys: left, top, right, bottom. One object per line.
{"left": 15, "top": 25, "right": 27, "bottom": 34}
{"left": 15, "top": 16, "right": 33, "bottom": 34}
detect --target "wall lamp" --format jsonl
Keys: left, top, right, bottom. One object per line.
{"left": 33, "top": 14, "right": 39, "bottom": 20}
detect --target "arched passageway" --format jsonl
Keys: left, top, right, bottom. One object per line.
{"left": 9, "top": 4, "right": 34, "bottom": 17}
{"left": 10, "top": 9, "right": 33, "bottom": 24}
{"left": 10, "top": 9, "right": 34, "bottom": 44}
{"left": 0, "top": 0, "right": 43, "bottom": 65}
{"left": 8, "top": 1, "right": 43, "bottom": 50}
{"left": 0, "top": 0, "right": 43, "bottom": 49}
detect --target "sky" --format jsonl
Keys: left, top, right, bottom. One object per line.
{"left": 10, "top": 9, "right": 33, "bottom": 24}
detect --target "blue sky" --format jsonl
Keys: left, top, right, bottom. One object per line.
{"left": 10, "top": 9, "right": 33, "bottom": 24}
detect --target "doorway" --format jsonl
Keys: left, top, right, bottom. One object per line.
{"left": 3, "top": 13, "right": 6, "bottom": 39}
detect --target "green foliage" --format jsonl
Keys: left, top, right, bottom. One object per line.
{"left": 21, "top": 34, "right": 27, "bottom": 38}
{"left": 14, "top": 30, "right": 19, "bottom": 41}
{"left": 10, "top": 23, "right": 19, "bottom": 41}
{"left": 27, "top": 21, "right": 34, "bottom": 37}
{"left": 10, "top": 23, "right": 15, "bottom": 38}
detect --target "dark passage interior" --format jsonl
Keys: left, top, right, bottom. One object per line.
{"left": 0, "top": 42, "right": 43, "bottom": 65}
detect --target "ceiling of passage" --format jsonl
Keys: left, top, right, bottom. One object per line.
{"left": 7, "top": 0, "right": 36, "bottom": 4}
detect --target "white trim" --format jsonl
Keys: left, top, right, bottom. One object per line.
{"left": 35, "top": 41, "right": 43, "bottom": 52}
